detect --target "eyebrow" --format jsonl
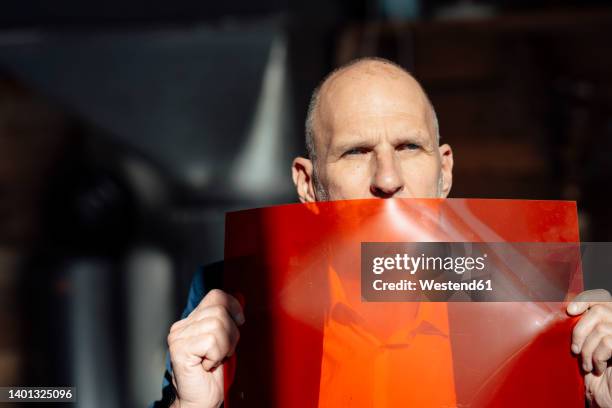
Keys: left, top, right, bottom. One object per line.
{"left": 392, "top": 133, "right": 429, "bottom": 145}
{"left": 331, "top": 138, "right": 376, "bottom": 156}
{"left": 331, "top": 131, "right": 430, "bottom": 153}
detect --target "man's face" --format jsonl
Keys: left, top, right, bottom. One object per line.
{"left": 293, "top": 61, "right": 453, "bottom": 202}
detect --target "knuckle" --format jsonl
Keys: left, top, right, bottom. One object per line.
{"left": 595, "top": 322, "right": 608, "bottom": 335}
{"left": 573, "top": 325, "right": 587, "bottom": 340}
{"left": 208, "top": 317, "right": 224, "bottom": 332}
{"left": 168, "top": 338, "right": 184, "bottom": 357}
{"left": 593, "top": 340, "right": 611, "bottom": 359}
{"left": 602, "top": 305, "right": 612, "bottom": 318}
{"left": 206, "top": 289, "right": 225, "bottom": 303}
{"left": 587, "top": 306, "right": 602, "bottom": 321}
{"left": 600, "top": 304, "right": 611, "bottom": 314}
{"left": 581, "top": 341, "right": 592, "bottom": 355}
{"left": 213, "top": 305, "right": 229, "bottom": 319}
{"left": 204, "top": 335, "right": 222, "bottom": 358}
{"left": 592, "top": 305, "right": 607, "bottom": 318}
{"left": 170, "top": 320, "right": 183, "bottom": 333}
{"left": 594, "top": 348, "right": 605, "bottom": 361}
{"left": 204, "top": 333, "right": 217, "bottom": 348}
{"left": 167, "top": 328, "right": 185, "bottom": 346}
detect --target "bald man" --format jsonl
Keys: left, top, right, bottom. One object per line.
{"left": 158, "top": 58, "right": 612, "bottom": 408}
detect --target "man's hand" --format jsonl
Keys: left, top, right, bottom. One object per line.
{"left": 167, "top": 289, "right": 244, "bottom": 408}
{"left": 568, "top": 289, "right": 612, "bottom": 407}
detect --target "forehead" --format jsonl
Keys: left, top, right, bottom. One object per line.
{"left": 316, "top": 63, "right": 432, "bottom": 144}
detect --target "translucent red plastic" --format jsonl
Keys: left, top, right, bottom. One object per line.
{"left": 223, "top": 198, "right": 583, "bottom": 407}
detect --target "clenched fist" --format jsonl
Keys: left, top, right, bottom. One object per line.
{"left": 167, "top": 289, "right": 244, "bottom": 408}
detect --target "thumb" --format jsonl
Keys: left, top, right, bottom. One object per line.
{"left": 567, "top": 289, "right": 612, "bottom": 315}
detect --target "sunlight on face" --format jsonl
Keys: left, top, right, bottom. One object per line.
{"left": 312, "top": 62, "right": 447, "bottom": 200}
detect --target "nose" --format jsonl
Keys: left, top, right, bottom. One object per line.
{"left": 370, "top": 151, "right": 404, "bottom": 198}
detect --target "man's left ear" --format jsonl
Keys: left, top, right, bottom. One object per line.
{"left": 439, "top": 143, "right": 453, "bottom": 198}
{"left": 292, "top": 156, "right": 317, "bottom": 202}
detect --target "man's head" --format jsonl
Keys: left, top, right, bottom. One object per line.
{"left": 292, "top": 57, "right": 453, "bottom": 202}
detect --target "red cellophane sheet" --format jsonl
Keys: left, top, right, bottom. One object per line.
{"left": 222, "top": 198, "right": 584, "bottom": 407}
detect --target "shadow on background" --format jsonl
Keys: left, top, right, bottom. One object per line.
{"left": 0, "top": 1, "right": 611, "bottom": 406}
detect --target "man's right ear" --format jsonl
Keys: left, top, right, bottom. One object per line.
{"left": 292, "top": 157, "right": 317, "bottom": 203}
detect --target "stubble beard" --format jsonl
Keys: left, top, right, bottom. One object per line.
{"left": 312, "top": 166, "right": 329, "bottom": 202}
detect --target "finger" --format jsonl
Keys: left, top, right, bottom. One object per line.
{"left": 177, "top": 331, "right": 231, "bottom": 371}
{"left": 196, "top": 289, "right": 245, "bottom": 325}
{"left": 189, "top": 304, "right": 238, "bottom": 326}
{"left": 572, "top": 305, "right": 612, "bottom": 353}
{"left": 567, "top": 289, "right": 612, "bottom": 316}
{"left": 185, "top": 306, "right": 242, "bottom": 351}
{"left": 592, "top": 336, "right": 612, "bottom": 376}
{"left": 167, "top": 319, "right": 191, "bottom": 348}
{"left": 202, "top": 355, "right": 223, "bottom": 371}
{"left": 168, "top": 318, "right": 189, "bottom": 335}
{"left": 174, "top": 316, "right": 240, "bottom": 354}
{"left": 580, "top": 322, "right": 612, "bottom": 372}
{"left": 195, "top": 332, "right": 230, "bottom": 372}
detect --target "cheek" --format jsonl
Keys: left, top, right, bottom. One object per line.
{"left": 400, "top": 158, "right": 441, "bottom": 197}
{"left": 326, "top": 161, "right": 372, "bottom": 199}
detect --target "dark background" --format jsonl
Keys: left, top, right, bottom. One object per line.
{"left": 1, "top": 1, "right": 611, "bottom": 406}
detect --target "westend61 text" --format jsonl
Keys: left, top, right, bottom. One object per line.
{"left": 372, "top": 279, "right": 493, "bottom": 292}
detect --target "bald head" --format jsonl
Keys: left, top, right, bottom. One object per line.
{"left": 305, "top": 57, "right": 439, "bottom": 162}
{"left": 293, "top": 57, "right": 453, "bottom": 202}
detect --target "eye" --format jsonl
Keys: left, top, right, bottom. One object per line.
{"left": 342, "top": 147, "right": 370, "bottom": 157}
{"left": 397, "top": 143, "right": 420, "bottom": 151}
